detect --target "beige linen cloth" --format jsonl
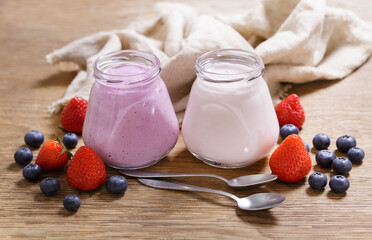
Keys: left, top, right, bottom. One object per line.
{"left": 46, "top": 0, "right": 372, "bottom": 117}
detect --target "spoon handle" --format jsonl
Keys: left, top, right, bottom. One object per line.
{"left": 120, "top": 170, "right": 227, "bottom": 182}
{"left": 138, "top": 178, "right": 239, "bottom": 201}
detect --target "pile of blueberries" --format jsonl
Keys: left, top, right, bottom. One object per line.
{"left": 281, "top": 124, "right": 365, "bottom": 194}
{"left": 309, "top": 133, "right": 364, "bottom": 193}
{"left": 14, "top": 130, "right": 128, "bottom": 212}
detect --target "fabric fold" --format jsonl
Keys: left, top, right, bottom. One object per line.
{"left": 46, "top": 0, "right": 372, "bottom": 115}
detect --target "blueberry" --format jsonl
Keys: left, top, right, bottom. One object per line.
{"left": 22, "top": 164, "right": 42, "bottom": 181}
{"left": 106, "top": 175, "right": 128, "bottom": 195}
{"left": 347, "top": 147, "right": 365, "bottom": 163}
{"left": 62, "top": 133, "right": 79, "bottom": 149}
{"left": 24, "top": 130, "right": 44, "bottom": 148}
{"left": 40, "top": 177, "right": 60, "bottom": 196}
{"left": 304, "top": 142, "right": 310, "bottom": 152}
{"left": 315, "top": 150, "right": 336, "bottom": 168}
{"left": 308, "top": 172, "right": 328, "bottom": 190}
{"left": 312, "top": 133, "right": 331, "bottom": 150}
{"left": 336, "top": 135, "right": 356, "bottom": 153}
{"left": 63, "top": 194, "right": 81, "bottom": 212}
{"left": 14, "top": 147, "right": 33, "bottom": 165}
{"left": 329, "top": 175, "right": 350, "bottom": 193}
{"left": 280, "top": 124, "right": 299, "bottom": 139}
{"left": 332, "top": 157, "right": 352, "bottom": 175}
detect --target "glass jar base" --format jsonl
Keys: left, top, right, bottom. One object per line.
{"left": 107, "top": 159, "right": 160, "bottom": 170}
{"left": 190, "top": 151, "right": 254, "bottom": 169}
{"left": 106, "top": 144, "right": 176, "bottom": 170}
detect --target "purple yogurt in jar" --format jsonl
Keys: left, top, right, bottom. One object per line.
{"left": 83, "top": 50, "right": 179, "bottom": 169}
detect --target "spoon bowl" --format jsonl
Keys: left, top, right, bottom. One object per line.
{"left": 138, "top": 178, "right": 285, "bottom": 211}
{"left": 237, "top": 193, "right": 286, "bottom": 211}
{"left": 226, "top": 174, "right": 278, "bottom": 187}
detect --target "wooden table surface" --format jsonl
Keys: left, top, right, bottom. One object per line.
{"left": 1, "top": 0, "right": 372, "bottom": 239}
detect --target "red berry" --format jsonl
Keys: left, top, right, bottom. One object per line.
{"left": 61, "top": 97, "right": 87, "bottom": 134}
{"left": 67, "top": 146, "right": 107, "bottom": 191}
{"left": 35, "top": 140, "right": 69, "bottom": 171}
{"left": 275, "top": 94, "right": 305, "bottom": 129}
{"left": 269, "top": 134, "right": 311, "bottom": 183}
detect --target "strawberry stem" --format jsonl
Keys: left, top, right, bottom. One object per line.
{"left": 59, "top": 127, "right": 68, "bottom": 133}
{"left": 56, "top": 135, "right": 73, "bottom": 159}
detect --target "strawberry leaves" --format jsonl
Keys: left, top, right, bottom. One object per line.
{"left": 56, "top": 136, "right": 73, "bottom": 160}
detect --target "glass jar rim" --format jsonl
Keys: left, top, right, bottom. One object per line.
{"left": 195, "top": 49, "right": 264, "bottom": 83}
{"left": 93, "top": 50, "right": 161, "bottom": 85}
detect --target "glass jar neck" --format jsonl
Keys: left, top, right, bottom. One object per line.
{"left": 195, "top": 49, "right": 264, "bottom": 84}
{"left": 93, "top": 50, "right": 161, "bottom": 86}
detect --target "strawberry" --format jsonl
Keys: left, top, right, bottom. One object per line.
{"left": 35, "top": 139, "right": 69, "bottom": 171}
{"left": 67, "top": 146, "right": 107, "bottom": 191}
{"left": 61, "top": 96, "right": 88, "bottom": 134}
{"left": 269, "top": 134, "right": 311, "bottom": 183}
{"left": 275, "top": 94, "right": 305, "bottom": 129}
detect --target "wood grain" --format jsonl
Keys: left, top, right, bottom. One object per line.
{"left": 1, "top": 0, "right": 372, "bottom": 239}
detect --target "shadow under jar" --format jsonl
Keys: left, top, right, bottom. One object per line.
{"left": 83, "top": 50, "right": 179, "bottom": 169}
{"left": 181, "top": 49, "right": 279, "bottom": 168}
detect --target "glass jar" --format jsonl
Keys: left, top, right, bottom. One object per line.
{"left": 83, "top": 50, "right": 179, "bottom": 169}
{"left": 181, "top": 49, "right": 279, "bottom": 168}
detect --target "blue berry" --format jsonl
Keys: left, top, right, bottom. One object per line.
{"left": 332, "top": 157, "right": 352, "bottom": 175}
{"left": 329, "top": 175, "right": 350, "bottom": 193}
{"left": 280, "top": 124, "right": 299, "bottom": 139}
{"left": 312, "top": 133, "right": 330, "bottom": 150}
{"left": 14, "top": 147, "right": 33, "bottom": 165}
{"left": 24, "top": 130, "right": 44, "bottom": 148}
{"left": 62, "top": 133, "right": 79, "bottom": 149}
{"left": 336, "top": 135, "right": 356, "bottom": 153}
{"left": 22, "top": 164, "right": 42, "bottom": 181}
{"left": 304, "top": 142, "right": 310, "bottom": 152}
{"left": 63, "top": 194, "right": 81, "bottom": 212}
{"left": 106, "top": 175, "right": 128, "bottom": 195}
{"left": 347, "top": 147, "right": 365, "bottom": 163}
{"left": 40, "top": 177, "right": 60, "bottom": 196}
{"left": 315, "top": 150, "right": 336, "bottom": 168}
{"left": 308, "top": 172, "right": 327, "bottom": 190}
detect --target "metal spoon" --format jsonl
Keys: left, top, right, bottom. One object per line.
{"left": 120, "top": 170, "right": 277, "bottom": 187}
{"left": 138, "top": 178, "right": 285, "bottom": 211}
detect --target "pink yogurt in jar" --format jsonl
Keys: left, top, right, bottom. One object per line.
{"left": 182, "top": 49, "right": 279, "bottom": 168}
{"left": 82, "top": 50, "right": 179, "bottom": 169}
